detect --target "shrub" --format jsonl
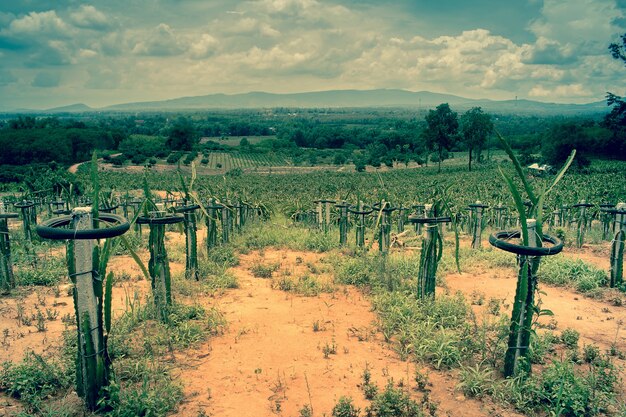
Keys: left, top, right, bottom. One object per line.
{"left": 333, "top": 396, "right": 361, "bottom": 417}
{"left": 365, "top": 380, "right": 422, "bottom": 417}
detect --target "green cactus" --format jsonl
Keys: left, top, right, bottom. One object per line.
{"left": 496, "top": 132, "right": 575, "bottom": 378}
{"left": 0, "top": 215, "right": 16, "bottom": 294}
{"left": 609, "top": 203, "right": 625, "bottom": 288}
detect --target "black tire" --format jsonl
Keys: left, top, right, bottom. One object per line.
{"left": 36, "top": 213, "right": 130, "bottom": 240}
{"left": 489, "top": 230, "right": 563, "bottom": 256}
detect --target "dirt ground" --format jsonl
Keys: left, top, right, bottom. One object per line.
{"left": 0, "top": 229, "right": 624, "bottom": 416}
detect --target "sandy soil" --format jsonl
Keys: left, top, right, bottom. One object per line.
{"left": 173, "top": 249, "right": 521, "bottom": 417}
{"left": 0, "top": 227, "right": 623, "bottom": 417}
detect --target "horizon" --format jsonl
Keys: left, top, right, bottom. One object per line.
{"left": 0, "top": 0, "right": 624, "bottom": 110}
{"left": 8, "top": 88, "right": 610, "bottom": 112}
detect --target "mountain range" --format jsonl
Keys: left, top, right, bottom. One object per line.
{"left": 2, "top": 89, "right": 610, "bottom": 115}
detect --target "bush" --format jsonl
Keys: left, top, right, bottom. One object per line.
{"left": 333, "top": 396, "right": 361, "bottom": 417}
{"left": 365, "top": 380, "right": 421, "bottom": 417}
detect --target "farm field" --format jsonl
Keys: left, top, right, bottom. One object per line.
{"left": 1, "top": 157, "right": 625, "bottom": 417}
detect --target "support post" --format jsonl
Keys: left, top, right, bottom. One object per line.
{"left": 67, "top": 208, "right": 110, "bottom": 409}
{"left": 609, "top": 203, "right": 625, "bottom": 288}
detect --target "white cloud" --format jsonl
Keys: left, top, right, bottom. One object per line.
{"left": 78, "top": 48, "right": 98, "bottom": 58}
{"left": 189, "top": 34, "right": 219, "bottom": 59}
{"left": 5, "top": 10, "right": 70, "bottom": 38}
{"left": 528, "top": 83, "right": 591, "bottom": 99}
{"left": 132, "top": 23, "right": 186, "bottom": 56}
{"left": 69, "top": 5, "right": 111, "bottom": 30}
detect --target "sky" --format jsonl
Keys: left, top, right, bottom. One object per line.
{"left": 0, "top": 0, "right": 624, "bottom": 110}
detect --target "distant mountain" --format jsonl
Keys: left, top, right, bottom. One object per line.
{"left": 101, "top": 89, "right": 608, "bottom": 115}
{"left": 46, "top": 103, "right": 93, "bottom": 113}
{"left": 1, "top": 89, "right": 610, "bottom": 115}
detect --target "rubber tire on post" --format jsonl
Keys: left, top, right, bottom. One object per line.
{"left": 408, "top": 215, "right": 452, "bottom": 225}
{"left": 14, "top": 201, "right": 35, "bottom": 209}
{"left": 174, "top": 204, "right": 200, "bottom": 213}
{"left": 136, "top": 214, "right": 184, "bottom": 225}
{"left": 36, "top": 213, "right": 130, "bottom": 240}
{"left": 489, "top": 230, "right": 563, "bottom": 256}
{"left": 347, "top": 206, "right": 374, "bottom": 215}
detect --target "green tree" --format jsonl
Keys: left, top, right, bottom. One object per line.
{"left": 603, "top": 33, "right": 626, "bottom": 159}
{"left": 166, "top": 117, "right": 197, "bottom": 151}
{"left": 422, "top": 103, "right": 458, "bottom": 172}
{"left": 460, "top": 107, "right": 493, "bottom": 171}
{"left": 542, "top": 122, "right": 590, "bottom": 167}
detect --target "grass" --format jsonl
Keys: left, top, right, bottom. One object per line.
{"left": 232, "top": 215, "right": 341, "bottom": 253}
{"left": 0, "top": 351, "right": 71, "bottom": 410}
{"left": 539, "top": 257, "right": 608, "bottom": 293}
{"left": 272, "top": 273, "right": 334, "bottom": 296}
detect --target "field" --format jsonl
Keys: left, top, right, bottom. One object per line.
{"left": 1, "top": 158, "right": 625, "bottom": 417}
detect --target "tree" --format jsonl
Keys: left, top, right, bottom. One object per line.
{"left": 422, "top": 103, "right": 458, "bottom": 172}
{"left": 603, "top": 33, "right": 626, "bottom": 159}
{"left": 460, "top": 107, "right": 493, "bottom": 171}
{"left": 166, "top": 117, "right": 197, "bottom": 151}
{"left": 542, "top": 123, "right": 590, "bottom": 167}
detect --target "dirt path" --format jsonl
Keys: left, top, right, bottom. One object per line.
{"left": 174, "top": 249, "right": 521, "bottom": 417}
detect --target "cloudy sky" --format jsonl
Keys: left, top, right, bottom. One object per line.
{"left": 0, "top": 0, "right": 624, "bottom": 109}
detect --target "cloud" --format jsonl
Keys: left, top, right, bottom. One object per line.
{"left": 528, "top": 83, "right": 591, "bottom": 99}
{"left": 26, "top": 40, "right": 74, "bottom": 66}
{"left": 69, "top": 5, "right": 112, "bottom": 30}
{"left": 1, "top": 0, "right": 624, "bottom": 108}
{"left": 189, "top": 34, "right": 219, "bottom": 59}
{"left": 4, "top": 10, "right": 71, "bottom": 38}
{"left": 522, "top": 37, "right": 577, "bottom": 65}
{"left": 132, "top": 23, "right": 186, "bottom": 56}
{"left": 31, "top": 71, "right": 61, "bottom": 87}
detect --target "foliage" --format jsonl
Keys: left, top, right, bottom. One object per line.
{"left": 332, "top": 396, "right": 361, "bottom": 417}
{"left": 0, "top": 352, "right": 71, "bottom": 409}
{"left": 166, "top": 117, "right": 198, "bottom": 151}
{"left": 422, "top": 103, "right": 459, "bottom": 172}
{"left": 539, "top": 257, "right": 607, "bottom": 293}
{"left": 460, "top": 107, "right": 493, "bottom": 171}
{"left": 365, "top": 380, "right": 422, "bottom": 417}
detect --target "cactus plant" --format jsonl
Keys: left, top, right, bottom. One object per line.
{"left": 0, "top": 211, "right": 18, "bottom": 294}
{"left": 606, "top": 203, "right": 625, "bottom": 288}
{"left": 409, "top": 203, "right": 452, "bottom": 298}
{"left": 491, "top": 132, "right": 574, "bottom": 378}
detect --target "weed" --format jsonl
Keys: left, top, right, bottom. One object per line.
{"left": 539, "top": 257, "right": 607, "bottom": 294}
{"left": 35, "top": 309, "right": 47, "bottom": 332}
{"left": 414, "top": 369, "right": 431, "bottom": 392}
{"left": 561, "top": 328, "right": 580, "bottom": 349}
{"left": 250, "top": 262, "right": 280, "bottom": 278}
{"left": 332, "top": 396, "right": 361, "bottom": 417}
{"left": 323, "top": 338, "right": 337, "bottom": 358}
{"left": 583, "top": 344, "right": 600, "bottom": 363}
{"left": 365, "top": 380, "right": 422, "bottom": 417}
{"left": 45, "top": 308, "right": 59, "bottom": 321}
{"left": 486, "top": 297, "right": 501, "bottom": 315}
{"left": 0, "top": 352, "right": 71, "bottom": 408}
{"left": 312, "top": 320, "right": 326, "bottom": 332}
{"left": 470, "top": 290, "right": 485, "bottom": 306}
{"left": 299, "top": 404, "right": 314, "bottom": 417}
{"left": 457, "top": 364, "right": 494, "bottom": 398}
{"left": 361, "top": 366, "right": 378, "bottom": 400}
